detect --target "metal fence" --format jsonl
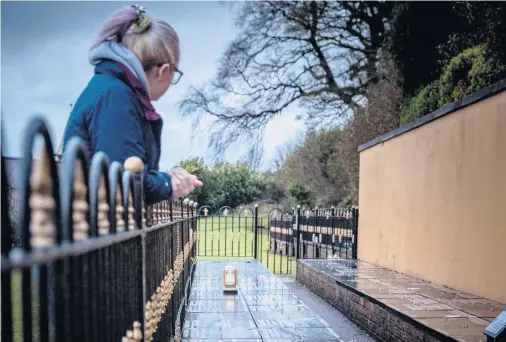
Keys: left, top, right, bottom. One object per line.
{"left": 293, "top": 206, "right": 359, "bottom": 260}
{"left": 195, "top": 205, "right": 359, "bottom": 276}
{"left": 1, "top": 117, "right": 197, "bottom": 342}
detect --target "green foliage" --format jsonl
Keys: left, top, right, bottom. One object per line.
{"left": 390, "top": 2, "right": 506, "bottom": 97}
{"left": 400, "top": 81, "right": 440, "bottom": 125}
{"left": 288, "top": 182, "right": 310, "bottom": 206}
{"left": 400, "top": 44, "right": 506, "bottom": 124}
{"left": 179, "top": 157, "right": 205, "bottom": 176}
{"left": 438, "top": 45, "right": 504, "bottom": 106}
{"left": 255, "top": 172, "right": 285, "bottom": 204}
{"left": 180, "top": 159, "right": 274, "bottom": 210}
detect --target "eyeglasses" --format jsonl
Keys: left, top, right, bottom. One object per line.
{"left": 171, "top": 66, "right": 183, "bottom": 85}
{"left": 143, "top": 60, "right": 183, "bottom": 85}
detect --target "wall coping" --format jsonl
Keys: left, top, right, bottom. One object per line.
{"left": 358, "top": 78, "right": 506, "bottom": 152}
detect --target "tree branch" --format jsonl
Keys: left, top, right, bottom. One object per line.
{"left": 179, "top": 1, "right": 392, "bottom": 166}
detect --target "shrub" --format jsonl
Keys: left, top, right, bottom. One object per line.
{"left": 400, "top": 44, "right": 506, "bottom": 124}
{"left": 400, "top": 81, "right": 440, "bottom": 125}
{"left": 438, "top": 44, "right": 503, "bottom": 106}
{"left": 288, "top": 182, "right": 310, "bottom": 206}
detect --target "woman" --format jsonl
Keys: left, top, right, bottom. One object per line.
{"left": 62, "top": 5, "right": 202, "bottom": 204}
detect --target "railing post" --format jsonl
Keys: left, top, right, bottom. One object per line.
{"left": 192, "top": 202, "right": 198, "bottom": 260}
{"left": 1, "top": 157, "right": 13, "bottom": 342}
{"left": 331, "top": 206, "right": 335, "bottom": 258}
{"left": 254, "top": 204, "right": 259, "bottom": 259}
{"left": 170, "top": 200, "right": 176, "bottom": 335}
{"left": 352, "top": 207, "right": 359, "bottom": 259}
{"left": 124, "top": 157, "right": 144, "bottom": 229}
{"left": 186, "top": 201, "right": 192, "bottom": 290}
{"left": 123, "top": 157, "right": 146, "bottom": 338}
{"left": 180, "top": 199, "right": 185, "bottom": 253}
{"left": 296, "top": 205, "right": 301, "bottom": 260}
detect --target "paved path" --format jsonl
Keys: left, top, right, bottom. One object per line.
{"left": 183, "top": 260, "right": 343, "bottom": 341}
{"left": 279, "top": 277, "right": 375, "bottom": 342}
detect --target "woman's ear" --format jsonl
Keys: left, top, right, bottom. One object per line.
{"left": 158, "top": 63, "right": 172, "bottom": 79}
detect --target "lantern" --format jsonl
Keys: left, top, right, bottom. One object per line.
{"left": 223, "top": 264, "right": 238, "bottom": 293}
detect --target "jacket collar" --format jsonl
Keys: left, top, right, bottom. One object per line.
{"left": 89, "top": 41, "right": 149, "bottom": 92}
{"left": 95, "top": 60, "right": 161, "bottom": 121}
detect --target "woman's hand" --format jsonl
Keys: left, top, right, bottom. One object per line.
{"left": 169, "top": 166, "right": 204, "bottom": 199}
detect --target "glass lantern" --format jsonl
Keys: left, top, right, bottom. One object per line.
{"left": 223, "top": 265, "right": 238, "bottom": 293}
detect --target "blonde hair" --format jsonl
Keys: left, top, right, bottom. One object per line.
{"left": 92, "top": 5, "right": 179, "bottom": 70}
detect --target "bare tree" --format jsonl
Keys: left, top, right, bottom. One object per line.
{"left": 276, "top": 128, "right": 351, "bottom": 206}
{"left": 180, "top": 1, "right": 393, "bottom": 165}
{"left": 274, "top": 50, "right": 402, "bottom": 206}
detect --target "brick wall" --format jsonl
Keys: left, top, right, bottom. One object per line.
{"left": 296, "top": 261, "right": 450, "bottom": 342}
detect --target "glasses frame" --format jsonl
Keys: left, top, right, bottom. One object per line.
{"left": 143, "top": 60, "right": 183, "bottom": 85}
{"left": 170, "top": 65, "right": 183, "bottom": 85}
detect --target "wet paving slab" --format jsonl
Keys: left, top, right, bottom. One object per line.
{"left": 301, "top": 259, "right": 506, "bottom": 342}
{"left": 183, "top": 260, "right": 342, "bottom": 341}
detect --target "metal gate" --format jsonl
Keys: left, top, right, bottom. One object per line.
{"left": 195, "top": 206, "right": 295, "bottom": 275}
{"left": 256, "top": 209, "right": 296, "bottom": 275}
{"left": 195, "top": 206, "right": 255, "bottom": 258}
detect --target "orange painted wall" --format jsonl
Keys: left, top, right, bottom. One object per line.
{"left": 358, "top": 91, "right": 506, "bottom": 304}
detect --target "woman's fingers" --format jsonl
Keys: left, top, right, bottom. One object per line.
{"left": 184, "top": 173, "right": 202, "bottom": 187}
{"left": 188, "top": 174, "right": 204, "bottom": 187}
{"left": 169, "top": 167, "right": 203, "bottom": 199}
{"left": 183, "top": 173, "right": 194, "bottom": 191}
{"left": 172, "top": 175, "right": 182, "bottom": 192}
{"left": 174, "top": 168, "right": 193, "bottom": 191}
{"left": 171, "top": 172, "right": 185, "bottom": 198}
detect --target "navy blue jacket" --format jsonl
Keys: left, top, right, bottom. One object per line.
{"left": 62, "top": 60, "right": 172, "bottom": 205}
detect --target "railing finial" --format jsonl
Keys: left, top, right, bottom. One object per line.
{"left": 124, "top": 157, "right": 144, "bottom": 173}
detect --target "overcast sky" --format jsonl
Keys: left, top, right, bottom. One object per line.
{"left": 1, "top": 1, "right": 304, "bottom": 170}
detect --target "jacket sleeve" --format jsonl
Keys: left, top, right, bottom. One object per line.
{"left": 91, "top": 84, "right": 172, "bottom": 205}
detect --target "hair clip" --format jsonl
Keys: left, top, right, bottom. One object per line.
{"left": 130, "top": 4, "right": 152, "bottom": 34}
{"left": 131, "top": 4, "right": 146, "bottom": 16}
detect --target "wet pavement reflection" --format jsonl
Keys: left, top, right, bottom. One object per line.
{"left": 183, "top": 260, "right": 341, "bottom": 341}
{"left": 300, "top": 259, "right": 506, "bottom": 342}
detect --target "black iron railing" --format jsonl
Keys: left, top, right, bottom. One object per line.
{"left": 194, "top": 205, "right": 359, "bottom": 276}
{"left": 291, "top": 206, "right": 359, "bottom": 260}
{"left": 1, "top": 117, "right": 197, "bottom": 342}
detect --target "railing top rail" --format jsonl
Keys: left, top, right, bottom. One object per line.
{"left": 2, "top": 117, "right": 200, "bottom": 342}
{"left": 2, "top": 117, "right": 198, "bottom": 264}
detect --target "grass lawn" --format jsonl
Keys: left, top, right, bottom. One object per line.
{"left": 196, "top": 216, "right": 296, "bottom": 276}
